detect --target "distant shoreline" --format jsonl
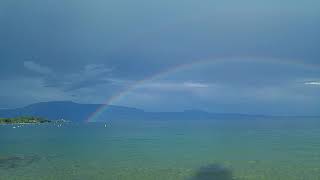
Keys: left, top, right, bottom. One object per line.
{"left": 0, "top": 117, "right": 51, "bottom": 125}
{"left": 0, "top": 122, "right": 49, "bottom": 125}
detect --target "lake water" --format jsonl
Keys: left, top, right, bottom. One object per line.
{"left": 1, "top": 118, "right": 320, "bottom": 180}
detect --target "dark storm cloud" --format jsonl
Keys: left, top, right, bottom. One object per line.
{"left": 0, "top": 0, "right": 320, "bottom": 114}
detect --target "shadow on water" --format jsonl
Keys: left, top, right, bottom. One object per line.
{"left": 188, "top": 164, "right": 235, "bottom": 180}
{"left": 0, "top": 155, "right": 41, "bottom": 169}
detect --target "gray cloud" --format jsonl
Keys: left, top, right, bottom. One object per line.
{"left": 43, "top": 64, "right": 114, "bottom": 91}
{"left": 23, "top": 61, "right": 53, "bottom": 74}
{"left": 0, "top": 77, "right": 72, "bottom": 108}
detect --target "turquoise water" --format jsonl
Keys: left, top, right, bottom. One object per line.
{"left": 1, "top": 118, "right": 320, "bottom": 179}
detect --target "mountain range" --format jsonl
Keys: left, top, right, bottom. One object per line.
{"left": 0, "top": 101, "right": 316, "bottom": 122}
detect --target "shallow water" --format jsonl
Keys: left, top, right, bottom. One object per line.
{"left": 1, "top": 118, "right": 320, "bottom": 179}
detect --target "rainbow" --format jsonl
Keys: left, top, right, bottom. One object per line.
{"left": 86, "top": 57, "right": 316, "bottom": 122}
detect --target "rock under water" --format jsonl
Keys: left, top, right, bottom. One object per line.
{"left": 189, "top": 164, "right": 234, "bottom": 180}
{"left": 0, "top": 155, "right": 41, "bottom": 169}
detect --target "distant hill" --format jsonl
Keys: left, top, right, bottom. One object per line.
{"left": 0, "top": 101, "right": 315, "bottom": 122}
{"left": 0, "top": 101, "right": 144, "bottom": 122}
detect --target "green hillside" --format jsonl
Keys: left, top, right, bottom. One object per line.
{"left": 0, "top": 116, "right": 50, "bottom": 124}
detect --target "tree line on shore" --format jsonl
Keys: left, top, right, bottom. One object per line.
{"left": 0, "top": 116, "right": 50, "bottom": 124}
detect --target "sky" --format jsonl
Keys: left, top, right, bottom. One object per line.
{"left": 1, "top": 0, "right": 320, "bottom": 115}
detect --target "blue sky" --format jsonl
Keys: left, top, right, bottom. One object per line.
{"left": 1, "top": 0, "right": 320, "bottom": 115}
